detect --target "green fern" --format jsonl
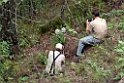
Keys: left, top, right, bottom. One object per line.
{"left": 50, "top": 31, "right": 66, "bottom": 45}
{"left": 114, "top": 40, "right": 124, "bottom": 55}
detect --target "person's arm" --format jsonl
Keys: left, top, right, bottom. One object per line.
{"left": 86, "top": 20, "right": 91, "bottom": 34}
{"left": 61, "top": 46, "right": 64, "bottom": 54}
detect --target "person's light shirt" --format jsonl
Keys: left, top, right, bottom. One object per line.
{"left": 88, "top": 17, "right": 108, "bottom": 39}
{"left": 45, "top": 50, "right": 65, "bottom": 74}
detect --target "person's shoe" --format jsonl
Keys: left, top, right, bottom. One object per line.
{"left": 75, "top": 54, "right": 80, "bottom": 57}
{"left": 75, "top": 54, "right": 85, "bottom": 57}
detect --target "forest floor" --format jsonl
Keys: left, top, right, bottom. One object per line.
{"left": 11, "top": 1, "right": 124, "bottom": 83}
{"left": 19, "top": 28, "right": 124, "bottom": 83}
{"left": 22, "top": 32, "right": 82, "bottom": 83}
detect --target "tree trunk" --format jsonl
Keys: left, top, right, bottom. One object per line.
{"left": 0, "top": 0, "right": 19, "bottom": 55}
{"left": 61, "top": 0, "right": 65, "bottom": 27}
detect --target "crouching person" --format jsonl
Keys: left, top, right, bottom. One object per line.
{"left": 45, "top": 43, "right": 65, "bottom": 75}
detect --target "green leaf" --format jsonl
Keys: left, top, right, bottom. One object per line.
{"left": 8, "top": 77, "right": 14, "bottom": 81}
{"left": 50, "top": 37, "right": 59, "bottom": 44}
{"left": 0, "top": 24, "right": 2, "bottom": 31}
{"left": 0, "top": 1, "right": 2, "bottom": 5}
{"left": 18, "top": 76, "right": 29, "bottom": 82}
{"left": 3, "top": 0, "right": 8, "bottom": 3}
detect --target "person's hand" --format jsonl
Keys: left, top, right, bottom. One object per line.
{"left": 86, "top": 19, "right": 90, "bottom": 34}
{"left": 62, "top": 45, "right": 64, "bottom": 50}
{"left": 86, "top": 19, "right": 90, "bottom": 26}
{"left": 86, "top": 29, "right": 90, "bottom": 35}
{"left": 61, "top": 45, "right": 64, "bottom": 54}
{"left": 86, "top": 19, "right": 90, "bottom": 30}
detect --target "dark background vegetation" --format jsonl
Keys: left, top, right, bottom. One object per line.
{"left": 0, "top": 0, "right": 124, "bottom": 83}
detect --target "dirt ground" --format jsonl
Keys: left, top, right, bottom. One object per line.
{"left": 21, "top": 29, "right": 123, "bottom": 83}
{"left": 21, "top": 32, "right": 93, "bottom": 83}
{"left": 23, "top": 32, "right": 79, "bottom": 60}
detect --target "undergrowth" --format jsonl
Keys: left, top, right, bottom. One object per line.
{"left": 0, "top": 0, "right": 124, "bottom": 83}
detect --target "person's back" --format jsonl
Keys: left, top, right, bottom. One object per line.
{"left": 45, "top": 43, "right": 65, "bottom": 75}
{"left": 90, "top": 17, "right": 107, "bottom": 39}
